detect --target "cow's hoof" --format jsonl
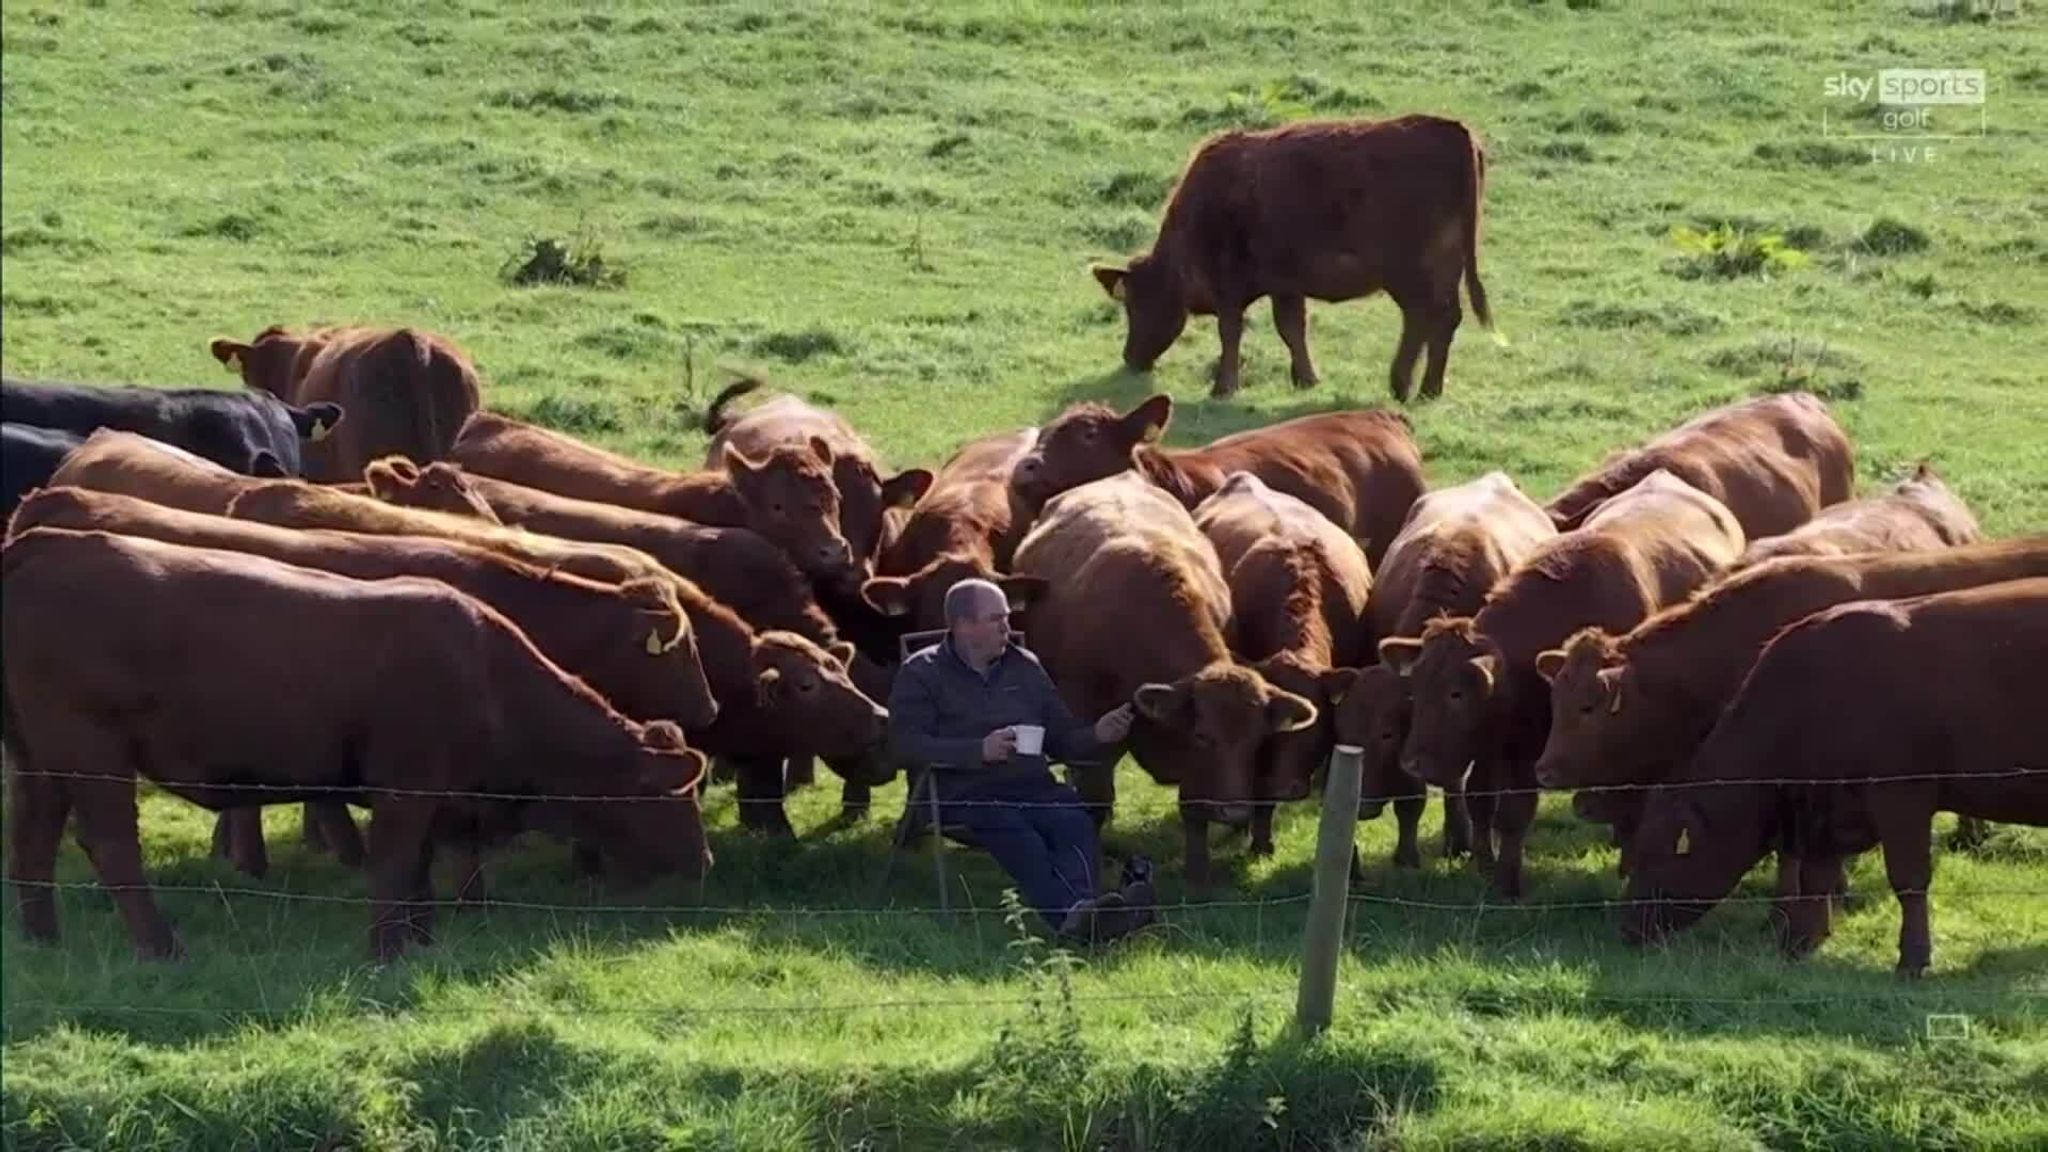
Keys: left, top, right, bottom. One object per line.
{"left": 1392, "top": 845, "right": 1422, "bottom": 869}
{"left": 1895, "top": 961, "right": 1929, "bottom": 981}
{"left": 1291, "top": 368, "right": 1319, "bottom": 390}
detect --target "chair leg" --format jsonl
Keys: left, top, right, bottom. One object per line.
{"left": 927, "top": 774, "right": 950, "bottom": 915}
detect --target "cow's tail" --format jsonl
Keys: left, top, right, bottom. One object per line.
{"left": 702, "top": 375, "right": 765, "bottom": 435}
{"left": 1461, "top": 129, "right": 1503, "bottom": 347}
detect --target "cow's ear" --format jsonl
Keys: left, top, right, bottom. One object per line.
{"left": 362, "top": 457, "right": 420, "bottom": 498}
{"left": 827, "top": 640, "right": 857, "bottom": 670}
{"left": 1090, "top": 262, "right": 1128, "bottom": 301}
{"left": 1264, "top": 689, "right": 1318, "bottom": 734}
{"left": 755, "top": 665, "right": 784, "bottom": 705}
{"left": 1534, "top": 649, "right": 1568, "bottom": 684}
{"left": 1133, "top": 682, "right": 1186, "bottom": 725}
{"left": 1121, "top": 394, "right": 1172, "bottom": 446}
{"left": 1320, "top": 667, "right": 1362, "bottom": 705}
{"left": 1598, "top": 666, "right": 1626, "bottom": 715}
{"left": 1469, "top": 654, "right": 1501, "bottom": 695}
{"left": 1377, "top": 636, "right": 1424, "bottom": 674}
{"left": 209, "top": 337, "right": 249, "bottom": 369}
{"left": 249, "top": 450, "right": 288, "bottom": 479}
{"left": 998, "top": 574, "right": 1050, "bottom": 613}
{"left": 881, "top": 468, "right": 934, "bottom": 509}
{"left": 808, "top": 435, "right": 835, "bottom": 467}
{"left": 861, "top": 576, "right": 913, "bottom": 617}
{"left": 290, "top": 401, "right": 343, "bottom": 442}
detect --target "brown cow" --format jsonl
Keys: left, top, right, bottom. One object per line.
{"left": 1545, "top": 393, "right": 1855, "bottom": 539}
{"left": 703, "top": 376, "right": 934, "bottom": 574}
{"left": 1192, "top": 472, "right": 1372, "bottom": 855}
{"left": 861, "top": 427, "right": 1045, "bottom": 633}
{"left": 1, "top": 528, "right": 709, "bottom": 961}
{"left": 1327, "top": 471, "right": 1557, "bottom": 868}
{"left": 45, "top": 428, "right": 270, "bottom": 514}
{"left": 1621, "top": 578, "right": 2048, "bottom": 976}
{"left": 7, "top": 486, "right": 720, "bottom": 888}
{"left": 210, "top": 325, "right": 482, "bottom": 485}
{"left": 1532, "top": 536, "right": 2048, "bottom": 918}
{"left": 1386, "top": 470, "right": 1746, "bottom": 898}
{"left": 449, "top": 410, "right": 856, "bottom": 584}
{"left": 1090, "top": 115, "right": 1492, "bottom": 401}
{"left": 1010, "top": 473, "right": 1318, "bottom": 890}
{"left": 1736, "top": 461, "right": 1978, "bottom": 568}
{"left": 1010, "top": 394, "right": 1425, "bottom": 569}
{"left": 221, "top": 479, "right": 893, "bottom": 836}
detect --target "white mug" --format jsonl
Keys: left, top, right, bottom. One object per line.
{"left": 1012, "top": 725, "right": 1046, "bottom": 756}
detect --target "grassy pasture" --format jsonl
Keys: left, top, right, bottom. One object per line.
{"left": 3, "top": 1, "right": 2045, "bottom": 1148}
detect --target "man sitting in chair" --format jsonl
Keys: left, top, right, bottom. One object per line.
{"left": 887, "top": 578, "right": 1156, "bottom": 943}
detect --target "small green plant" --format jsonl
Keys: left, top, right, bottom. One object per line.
{"left": 1668, "top": 223, "right": 1810, "bottom": 280}
{"left": 985, "top": 889, "right": 1088, "bottom": 1096}
{"left": 501, "top": 229, "right": 625, "bottom": 288}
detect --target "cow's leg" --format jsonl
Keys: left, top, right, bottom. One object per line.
{"left": 70, "top": 768, "right": 179, "bottom": 960}
{"left": 1387, "top": 300, "right": 1429, "bottom": 403}
{"left": 308, "top": 802, "right": 365, "bottom": 867}
{"left": 1463, "top": 784, "right": 1498, "bottom": 875}
{"left": 300, "top": 803, "right": 329, "bottom": 852}
{"left": 1211, "top": 308, "right": 1246, "bottom": 398}
{"left": 1418, "top": 298, "right": 1464, "bottom": 400}
{"left": 734, "top": 757, "right": 794, "bottom": 837}
{"left": 366, "top": 798, "right": 437, "bottom": 962}
{"left": 1249, "top": 801, "right": 1276, "bottom": 858}
{"left": 7, "top": 762, "right": 72, "bottom": 945}
{"left": 1872, "top": 801, "right": 1937, "bottom": 978}
{"left": 1440, "top": 787, "right": 1473, "bottom": 860}
{"left": 218, "top": 808, "right": 269, "bottom": 880}
{"left": 1490, "top": 775, "right": 1538, "bottom": 901}
{"left": 839, "top": 778, "right": 872, "bottom": 821}
{"left": 1391, "top": 794, "right": 1424, "bottom": 868}
{"left": 784, "top": 756, "right": 816, "bottom": 792}
{"left": 1072, "top": 762, "right": 1116, "bottom": 830}
{"left": 451, "top": 842, "right": 489, "bottom": 907}
{"left": 1780, "top": 853, "right": 1844, "bottom": 959}
{"left": 1181, "top": 809, "right": 1214, "bottom": 895}
{"left": 1610, "top": 793, "right": 1645, "bottom": 879}
{"left": 1271, "top": 295, "right": 1317, "bottom": 388}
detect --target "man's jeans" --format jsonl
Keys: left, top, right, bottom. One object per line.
{"left": 940, "top": 772, "right": 1099, "bottom": 927}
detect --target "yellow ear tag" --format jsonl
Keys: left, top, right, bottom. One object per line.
{"left": 310, "top": 420, "right": 331, "bottom": 443}
{"left": 1676, "top": 828, "right": 1692, "bottom": 856}
{"left": 645, "top": 630, "right": 664, "bottom": 656}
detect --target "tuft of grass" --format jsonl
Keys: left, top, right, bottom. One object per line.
{"left": 1856, "top": 217, "right": 1933, "bottom": 256}
{"left": 501, "top": 233, "right": 626, "bottom": 289}
{"left": 1667, "top": 224, "right": 1809, "bottom": 281}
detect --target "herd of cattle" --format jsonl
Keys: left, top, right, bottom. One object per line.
{"left": 1, "top": 315, "right": 2043, "bottom": 975}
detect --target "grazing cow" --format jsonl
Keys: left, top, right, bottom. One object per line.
{"left": 3, "top": 424, "right": 83, "bottom": 517}
{"left": 3, "top": 376, "right": 340, "bottom": 477}
{"left": 7, "top": 486, "right": 719, "bottom": 886}
{"left": 862, "top": 427, "right": 1044, "bottom": 633}
{"left": 1010, "top": 394, "right": 1425, "bottom": 568}
{"left": 703, "top": 377, "right": 934, "bottom": 575}
{"left": 1192, "top": 473, "right": 1372, "bottom": 855}
{"left": 44, "top": 428, "right": 276, "bottom": 514}
{"left": 1621, "top": 578, "right": 2048, "bottom": 976}
{"left": 208, "top": 325, "right": 480, "bottom": 484}
{"left": 1089, "top": 115, "right": 1492, "bottom": 401}
{"left": 1736, "top": 461, "right": 1978, "bottom": 568}
{"left": 1010, "top": 473, "right": 1318, "bottom": 890}
{"left": 449, "top": 411, "right": 857, "bottom": 585}
{"left": 221, "top": 479, "right": 893, "bottom": 835}
{"left": 1, "top": 528, "right": 709, "bottom": 962}
{"left": 1545, "top": 393, "right": 1855, "bottom": 539}
{"left": 1386, "top": 471, "right": 1745, "bottom": 897}
{"left": 1532, "top": 536, "right": 2048, "bottom": 923}
{"left": 1328, "top": 471, "right": 1557, "bottom": 868}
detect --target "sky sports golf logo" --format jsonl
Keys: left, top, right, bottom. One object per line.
{"left": 1821, "top": 68, "right": 1988, "bottom": 164}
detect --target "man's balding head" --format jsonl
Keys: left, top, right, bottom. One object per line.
{"left": 945, "top": 578, "right": 1009, "bottom": 626}
{"left": 946, "top": 578, "right": 1013, "bottom": 667}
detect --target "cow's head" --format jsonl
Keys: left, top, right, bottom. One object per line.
{"left": 1386, "top": 619, "right": 1504, "bottom": 790}
{"left": 209, "top": 325, "right": 323, "bottom": 398}
{"left": 362, "top": 457, "right": 502, "bottom": 523}
{"left": 1247, "top": 653, "right": 1340, "bottom": 804}
{"left": 1531, "top": 628, "right": 1647, "bottom": 790}
{"left": 1620, "top": 783, "right": 1773, "bottom": 948}
{"left": 751, "top": 632, "right": 890, "bottom": 764}
{"left": 834, "top": 457, "right": 935, "bottom": 575}
{"left": 1324, "top": 663, "right": 1419, "bottom": 819}
{"left": 1133, "top": 663, "right": 1317, "bottom": 826}
{"left": 860, "top": 556, "right": 1048, "bottom": 634}
{"left": 1091, "top": 255, "right": 1188, "bottom": 373}
{"left": 721, "top": 441, "right": 856, "bottom": 583}
{"left": 1010, "top": 394, "right": 1172, "bottom": 508}
{"left": 608, "top": 577, "right": 719, "bottom": 730}
{"left": 584, "top": 720, "right": 711, "bottom": 883}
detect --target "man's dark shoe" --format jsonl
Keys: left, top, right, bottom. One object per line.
{"left": 1055, "top": 896, "right": 1101, "bottom": 941}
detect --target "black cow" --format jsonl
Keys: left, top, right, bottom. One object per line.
{"left": 2, "top": 423, "right": 84, "bottom": 517}
{"left": 1, "top": 378, "right": 342, "bottom": 478}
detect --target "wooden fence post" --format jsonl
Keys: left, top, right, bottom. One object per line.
{"left": 1295, "top": 743, "right": 1363, "bottom": 1038}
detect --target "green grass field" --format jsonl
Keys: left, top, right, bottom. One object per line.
{"left": 4, "top": 2, "right": 2046, "bottom": 1148}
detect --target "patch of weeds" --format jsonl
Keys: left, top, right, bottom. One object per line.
{"left": 978, "top": 891, "right": 1090, "bottom": 1121}
{"left": 1752, "top": 140, "right": 1870, "bottom": 169}
{"left": 384, "top": 139, "right": 478, "bottom": 168}
{"left": 749, "top": 327, "right": 849, "bottom": 363}
{"left": 1955, "top": 300, "right": 2033, "bottom": 326}
{"left": 626, "top": 16, "right": 667, "bottom": 34}
{"left": 1855, "top": 217, "right": 1931, "bottom": 256}
{"left": 500, "top": 231, "right": 625, "bottom": 289}
{"left": 1556, "top": 109, "right": 1625, "bottom": 135}
{"left": 488, "top": 86, "right": 630, "bottom": 115}
{"left": 1503, "top": 81, "right": 1549, "bottom": 100}
{"left": 1983, "top": 236, "right": 2045, "bottom": 264}
{"left": 1537, "top": 139, "right": 1596, "bottom": 162}
{"left": 1907, "top": 0, "right": 2013, "bottom": 23}
{"left": 0, "top": 223, "right": 103, "bottom": 257}
{"left": 1710, "top": 336, "right": 1865, "bottom": 402}
{"left": 1559, "top": 299, "right": 1724, "bottom": 336}
{"left": 638, "top": 212, "right": 708, "bottom": 238}
{"left": 1083, "top": 211, "right": 1157, "bottom": 252}
{"left": 2015, "top": 66, "right": 2048, "bottom": 92}
{"left": 577, "top": 323, "right": 672, "bottom": 363}
{"left": 927, "top": 132, "right": 971, "bottom": 159}
{"left": 1667, "top": 224, "right": 1810, "bottom": 281}
{"left": 0, "top": 290, "right": 74, "bottom": 316}
{"left": 180, "top": 211, "right": 264, "bottom": 242}
{"left": 1089, "top": 170, "right": 1171, "bottom": 208}
{"left": 511, "top": 392, "right": 625, "bottom": 435}
{"left": 289, "top": 13, "right": 346, "bottom": 34}
{"left": 1901, "top": 273, "right": 1939, "bottom": 299}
